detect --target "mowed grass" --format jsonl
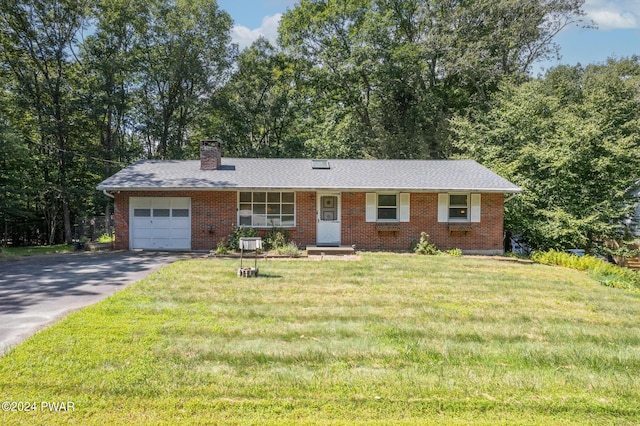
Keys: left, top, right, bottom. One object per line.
{"left": 1, "top": 254, "right": 639, "bottom": 425}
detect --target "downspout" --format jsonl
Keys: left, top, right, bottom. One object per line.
{"left": 504, "top": 193, "right": 517, "bottom": 204}
{"left": 103, "top": 189, "right": 115, "bottom": 199}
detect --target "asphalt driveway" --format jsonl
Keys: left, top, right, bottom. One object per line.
{"left": 0, "top": 251, "right": 193, "bottom": 355}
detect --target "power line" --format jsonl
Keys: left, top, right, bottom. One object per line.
{"left": 27, "top": 139, "right": 131, "bottom": 167}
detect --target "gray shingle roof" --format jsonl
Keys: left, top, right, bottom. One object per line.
{"left": 97, "top": 158, "right": 521, "bottom": 193}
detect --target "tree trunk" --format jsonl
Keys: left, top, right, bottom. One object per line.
{"left": 62, "top": 190, "right": 72, "bottom": 244}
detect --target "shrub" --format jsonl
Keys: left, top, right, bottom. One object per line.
{"left": 275, "top": 242, "right": 300, "bottom": 258}
{"left": 601, "top": 244, "right": 640, "bottom": 259}
{"left": 264, "top": 227, "right": 289, "bottom": 250}
{"left": 532, "top": 249, "right": 639, "bottom": 291}
{"left": 97, "top": 233, "right": 114, "bottom": 243}
{"left": 227, "top": 226, "right": 258, "bottom": 251}
{"left": 215, "top": 239, "right": 228, "bottom": 255}
{"left": 414, "top": 232, "right": 440, "bottom": 255}
{"left": 446, "top": 248, "right": 462, "bottom": 257}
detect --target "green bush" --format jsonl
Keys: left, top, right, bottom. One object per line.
{"left": 227, "top": 226, "right": 258, "bottom": 251}
{"left": 446, "top": 248, "right": 462, "bottom": 257}
{"left": 532, "top": 249, "right": 639, "bottom": 291}
{"left": 263, "top": 227, "right": 289, "bottom": 250}
{"left": 601, "top": 244, "right": 640, "bottom": 259}
{"left": 275, "top": 242, "right": 300, "bottom": 257}
{"left": 215, "top": 239, "right": 228, "bottom": 255}
{"left": 414, "top": 232, "right": 441, "bottom": 255}
{"left": 97, "top": 233, "right": 114, "bottom": 243}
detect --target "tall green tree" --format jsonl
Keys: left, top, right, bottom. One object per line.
{"left": 278, "top": 0, "right": 585, "bottom": 159}
{"left": 451, "top": 59, "right": 640, "bottom": 250}
{"left": 81, "top": 0, "right": 149, "bottom": 232}
{"left": 134, "top": 0, "right": 234, "bottom": 159}
{"left": 0, "top": 0, "right": 90, "bottom": 244}
{"left": 0, "top": 113, "right": 36, "bottom": 246}
{"left": 202, "top": 38, "right": 306, "bottom": 157}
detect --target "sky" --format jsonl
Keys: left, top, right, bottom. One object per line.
{"left": 217, "top": 0, "right": 640, "bottom": 75}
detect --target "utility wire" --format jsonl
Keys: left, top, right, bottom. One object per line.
{"left": 27, "top": 139, "right": 131, "bottom": 166}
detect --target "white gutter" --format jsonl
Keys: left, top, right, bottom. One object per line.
{"left": 103, "top": 189, "right": 115, "bottom": 199}
{"left": 97, "top": 186, "right": 523, "bottom": 193}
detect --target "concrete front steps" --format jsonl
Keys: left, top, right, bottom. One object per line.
{"left": 306, "top": 245, "right": 355, "bottom": 256}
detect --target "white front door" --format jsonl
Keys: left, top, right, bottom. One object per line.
{"left": 317, "top": 192, "right": 341, "bottom": 246}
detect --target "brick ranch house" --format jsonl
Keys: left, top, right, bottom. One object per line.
{"left": 97, "top": 140, "right": 521, "bottom": 254}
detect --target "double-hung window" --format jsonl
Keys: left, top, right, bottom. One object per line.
{"left": 238, "top": 192, "right": 295, "bottom": 227}
{"left": 377, "top": 194, "right": 398, "bottom": 221}
{"left": 448, "top": 194, "right": 469, "bottom": 221}
{"left": 437, "top": 193, "right": 480, "bottom": 223}
{"left": 366, "top": 193, "right": 410, "bottom": 223}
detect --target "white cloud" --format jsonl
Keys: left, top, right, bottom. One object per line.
{"left": 231, "top": 13, "right": 282, "bottom": 50}
{"left": 584, "top": 0, "right": 640, "bottom": 29}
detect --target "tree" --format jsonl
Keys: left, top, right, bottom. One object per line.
{"left": 451, "top": 59, "right": 640, "bottom": 250}
{"left": 0, "top": 0, "right": 90, "bottom": 244}
{"left": 0, "top": 116, "right": 36, "bottom": 246}
{"left": 278, "top": 0, "right": 586, "bottom": 159}
{"left": 133, "top": 0, "right": 234, "bottom": 159}
{"left": 202, "top": 38, "right": 306, "bottom": 158}
{"left": 81, "top": 0, "right": 149, "bottom": 233}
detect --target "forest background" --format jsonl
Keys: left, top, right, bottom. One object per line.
{"left": 1, "top": 0, "right": 638, "bottom": 251}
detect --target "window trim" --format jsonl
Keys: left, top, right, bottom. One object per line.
{"left": 238, "top": 191, "right": 296, "bottom": 228}
{"left": 448, "top": 192, "right": 470, "bottom": 222}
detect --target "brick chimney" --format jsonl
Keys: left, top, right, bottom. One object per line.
{"left": 200, "top": 139, "right": 222, "bottom": 170}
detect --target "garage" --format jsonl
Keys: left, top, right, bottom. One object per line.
{"left": 129, "top": 197, "right": 191, "bottom": 250}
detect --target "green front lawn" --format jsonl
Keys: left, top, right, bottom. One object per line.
{"left": 0, "top": 244, "right": 74, "bottom": 258}
{"left": 1, "top": 254, "right": 639, "bottom": 424}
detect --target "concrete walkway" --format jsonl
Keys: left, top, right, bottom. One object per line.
{"left": 0, "top": 251, "right": 193, "bottom": 355}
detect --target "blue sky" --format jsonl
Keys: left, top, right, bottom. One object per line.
{"left": 218, "top": 0, "right": 640, "bottom": 75}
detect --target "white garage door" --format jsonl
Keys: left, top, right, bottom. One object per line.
{"left": 130, "top": 197, "right": 191, "bottom": 250}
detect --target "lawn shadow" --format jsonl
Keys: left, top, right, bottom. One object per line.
{"left": 255, "top": 273, "right": 283, "bottom": 279}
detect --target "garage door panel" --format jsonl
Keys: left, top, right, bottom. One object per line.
{"left": 170, "top": 217, "right": 190, "bottom": 227}
{"left": 133, "top": 198, "right": 152, "bottom": 208}
{"left": 170, "top": 238, "right": 190, "bottom": 248}
{"left": 134, "top": 238, "right": 152, "bottom": 248}
{"left": 170, "top": 228, "right": 190, "bottom": 239}
{"left": 132, "top": 217, "right": 153, "bottom": 227}
{"left": 153, "top": 239, "right": 171, "bottom": 249}
{"left": 152, "top": 219, "right": 171, "bottom": 229}
{"left": 130, "top": 197, "right": 191, "bottom": 250}
{"left": 152, "top": 199, "right": 172, "bottom": 209}
{"left": 133, "top": 228, "right": 152, "bottom": 240}
{"left": 171, "top": 198, "right": 190, "bottom": 209}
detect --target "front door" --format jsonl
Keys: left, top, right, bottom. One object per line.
{"left": 317, "top": 193, "right": 341, "bottom": 246}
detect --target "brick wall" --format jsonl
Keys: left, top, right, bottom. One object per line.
{"left": 114, "top": 190, "right": 319, "bottom": 251}
{"left": 342, "top": 192, "right": 504, "bottom": 253}
{"left": 114, "top": 190, "right": 503, "bottom": 253}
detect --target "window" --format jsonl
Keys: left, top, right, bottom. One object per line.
{"left": 153, "top": 208, "right": 170, "bottom": 217}
{"left": 437, "top": 193, "right": 480, "bottom": 223}
{"left": 172, "top": 209, "right": 189, "bottom": 218}
{"left": 239, "top": 192, "right": 295, "bottom": 227}
{"left": 377, "top": 194, "right": 398, "bottom": 221}
{"left": 366, "top": 193, "right": 410, "bottom": 223}
{"left": 449, "top": 194, "right": 468, "bottom": 221}
{"left": 134, "top": 208, "right": 151, "bottom": 217}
